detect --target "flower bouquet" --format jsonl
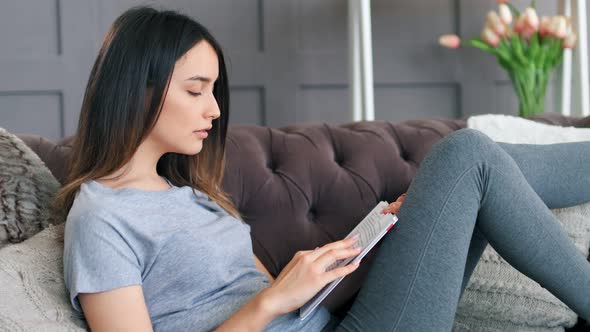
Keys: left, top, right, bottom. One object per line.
{"left": 439, "top": 0, "right": 578, "bottom": 117}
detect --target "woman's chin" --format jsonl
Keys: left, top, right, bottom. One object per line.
{"left": 176, "top": 142, "right": 203, "bottom": 155}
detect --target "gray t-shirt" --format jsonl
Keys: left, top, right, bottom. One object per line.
{"left": 63, "top": 178, "right": 332, "bottom": 331}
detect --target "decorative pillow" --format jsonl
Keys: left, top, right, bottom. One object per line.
{"left": 0, "top": 127, "right": 61, "bottom": 248}
{"left": 454, "top": 114, "right": 590, "bottom": 331}
{"left": 467, "top": 113, "right": 590, "bottom": 144}
{"left": 0, "top": 223, "right": 88, "bottom": 331}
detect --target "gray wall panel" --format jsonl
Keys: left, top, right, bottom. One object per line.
{"left": 0, "top": 92, "right": 63, "bottom": 139}
{"left": 97, "top": 0, "right": 263, "bottom": 53}
{"left": 229, "top": 87, "right": 265, "bottom": 125}
{"left": 299, "top": 85, "right": 348, "bottom": 124}
{"left": 0, "top": 0, "right": 586, "bottom": 138}
{"left": 0, "top": 1, "right": 61, "bottom": 58}
{"left": 375, "top": 84, "right": 461, "bottom": 121}
{"left": 300, "top": 83, "right": 460, "bottom": 124}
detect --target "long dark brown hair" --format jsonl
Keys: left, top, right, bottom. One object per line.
{"left": 53, "top": 6, "right": 239, "bottom": 220}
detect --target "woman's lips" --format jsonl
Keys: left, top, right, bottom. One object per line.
{"left": 194, "top": 130, "right": 208, "bottom": 139}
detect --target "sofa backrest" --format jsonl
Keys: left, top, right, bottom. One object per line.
{"left": 18, "top": 113, "right": 585, "bottom": 314}
{"left": 18, "top": 118, "right": 465, "bottom": 312}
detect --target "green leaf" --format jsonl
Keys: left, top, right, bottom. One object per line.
{"left": 510, "top": 35, "right": 528, "bottom": 66}
{"left": 537, "top": 43, "right": 548, "bottom": 68}
{"left": 528, "top": 33, "right": 540, "bottom": 64}
{"left": 498, "top": 37, "right": 511, "bottom": 53}
{"left": 498, "top": 57, "right": 513, "bottom": 71}
{"left": 469, "top": 38, "right": 495, "bottom": 53}
{"left": 550, "top": 39, "right": 564, "bottom": 69}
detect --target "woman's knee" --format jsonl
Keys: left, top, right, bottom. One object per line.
{"left": 443, "top": 128, "right": 494, "bottom": 148}
{"left": 429, "top": 128, "right": 498, "bottom": 163}
{"left": 439, "top": 128, "right": 496, "bottom": 153}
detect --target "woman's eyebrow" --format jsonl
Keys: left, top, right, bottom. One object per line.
{"left": 185, "top": 75, "right": 209, "bottom": 82}
{"left": 185, "top": 75, "right": 215, "bottom": 82}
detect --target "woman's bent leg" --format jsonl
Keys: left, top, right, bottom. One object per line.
{"left": 497, "top": 141, "right": 590, "bottom": 209}
{"left": 333, "top": 129, "right": 590, "bottom": 332}
{"left": 460, "top": 140, "right": 590, "bottom": 292}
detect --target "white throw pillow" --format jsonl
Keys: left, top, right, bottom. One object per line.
{"left": 453, "top": 114, "right": 590, "bottom": 332}
{"left": 467, "top": 114, "right": 590, "bottom": 144}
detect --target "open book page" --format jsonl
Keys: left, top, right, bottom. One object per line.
{"left": 325, "top": 201, "right": 395, "bottom": 272}
{"left": 299, "top": 201, "right": 399, "bottom": 320}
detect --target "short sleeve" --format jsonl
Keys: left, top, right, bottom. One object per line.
{"left": 240, "top": 220, "right": 251, "bottom": 233}
{"left": 63, "top": 211, "right": 143, "bottom": 313}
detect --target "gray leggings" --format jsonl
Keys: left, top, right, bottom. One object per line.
{"left": 330, "top": 129, "right": 590, "bottom": 331}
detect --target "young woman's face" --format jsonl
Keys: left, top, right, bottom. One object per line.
{"left": 149, "top": 41, "right": 221, "bottom": 155}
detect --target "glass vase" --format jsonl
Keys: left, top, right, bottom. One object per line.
{"left": 508, "top": 65, "right": 551, "bottom": 118}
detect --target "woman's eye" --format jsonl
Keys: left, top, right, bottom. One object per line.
{"left": 188, "top": 91, "right": 202, "bottom": 97}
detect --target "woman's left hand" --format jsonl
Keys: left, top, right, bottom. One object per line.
{"left": 381, "top": 193, "right": 406, "bottom": 214}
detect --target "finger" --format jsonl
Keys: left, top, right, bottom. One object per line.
{"left": 289, "top": 249, "right": 315, "bottom": 267}
{"left": 383, "top": 202, "right": 401, "bottom": 214}
{"left": 381, "top": 202, "right": 396, "bottom": 214}
{"left": 396, "top": 193, "right": 406, "bottom": 202}
{"left": 294, "top": 249, "right": 314, "bottom": 258}
{"left": 309, "top": 236, "right": 359, "bottom": 260}
{"left": 322, "top": 260, "right": 361, "bottom": 283}
{"left": 315, "top": 246, "right": 362, "bottom": 268}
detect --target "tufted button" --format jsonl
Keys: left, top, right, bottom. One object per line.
{"left": 308, "top": 207, "right": 317, "bottom": 223}
{"left": 267, "top": 158, "right": 276, "bottom": 171}
{"left": 400, "top": 150, "right": 409, "bottom": 161}
{"left": 334, "top": 151, "right": 343, "bottom": 166}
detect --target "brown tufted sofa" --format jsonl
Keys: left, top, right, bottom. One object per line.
{"left": 16, "top": 113, "right": 590, "bottom": 329}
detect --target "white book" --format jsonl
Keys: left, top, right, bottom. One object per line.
{"left": 299, "top": 201, "right": 399, "bottom": 320}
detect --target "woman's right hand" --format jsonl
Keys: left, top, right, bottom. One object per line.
{"left": 261, "top": 236, "right": 362, "bottom": 316}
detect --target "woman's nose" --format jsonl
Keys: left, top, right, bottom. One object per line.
{"left": 206, "top": 95, "right": 221, "bottom": 120}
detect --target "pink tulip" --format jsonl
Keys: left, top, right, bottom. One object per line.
{"left": 547, "top": 16, "right": 567, "bottom": 38}
{"left": 496, "top": 0, "right": 509, "bottom": 3}
{"left": 555, "top": 16, "right": 568, "bottom": 38}
{"left": 481, "top": 27, "right": 500, "bottom": 47}
{"left": 548, "top": 16, "right": 560, "bottom": 36}
{"left": 514, "top": 15, "right": 535, "bottom": 38}
{"left": 563, "top": 33, "right": 577, "bottom": 48}
{"left": 487, "top": 11, "right": 506, "bottom": 36}
{"left": 438, "top": 34, "right": 461, "bottom": 49}
{"left": 520, "top": 25, "right": 536, "bottom": 39}
{"left": 514, "top": 15, "right": 526, "bottom": 33}
{"left": 523, "top": 7, "right": 539, "bottom": 31}
{"left": 540, "top": 16, "right": 551, "bottom": 36}
{"left": 499, "top": 4, "right": 512, "bottom": 25}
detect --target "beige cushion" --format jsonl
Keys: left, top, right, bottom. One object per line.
{"left": 0, "top": 223, "right": 88, "bottom": 331}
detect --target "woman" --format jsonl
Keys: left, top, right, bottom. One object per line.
{"left": 55, "top": 6, "right": 590, "bottom": 332}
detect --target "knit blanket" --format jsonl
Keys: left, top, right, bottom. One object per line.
{"left": 0, "top": 223, "right": 87, "bottom": 331}
{"left": 454, "top": 114, "right": 590, "bottom": 331}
